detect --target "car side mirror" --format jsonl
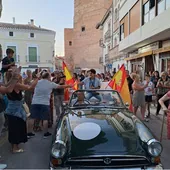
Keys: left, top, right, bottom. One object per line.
{"left": 125, "top": 102, "right": 129, "bottom": 107}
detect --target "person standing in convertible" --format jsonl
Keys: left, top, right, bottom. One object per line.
{"left": 78, "top": 69, "right": 101, "bottom": 101}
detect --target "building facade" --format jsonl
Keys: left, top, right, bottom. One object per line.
{"left": 0, "top": 19, "right": 56, "bottom": 72}
{"left": 97, "top": 0, "right": 127, "bottom": 73}
{"left": 64, "top": 0, "right": 112, "bottom": 72}
{"left": 119, "top": 0, "right": 170, "bottom": 74}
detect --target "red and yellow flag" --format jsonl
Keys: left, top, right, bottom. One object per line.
{"left": 63, "top": 62, "right": 78, "bottom": 100}
{"left": 108, "top": 65, "right": 133, "bottom": 111}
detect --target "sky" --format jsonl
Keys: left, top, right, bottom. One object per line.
{"left": 0, "top": 0, "right": 74, "bottom": 56}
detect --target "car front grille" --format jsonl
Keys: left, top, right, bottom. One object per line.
{"left": 65, "top": 155, "right": 150, "bottom": 169}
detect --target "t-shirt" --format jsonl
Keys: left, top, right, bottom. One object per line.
{"left": 32, "top": 79, "right": 59, "bottom": 105}
{"left": 144, "top": 81, "right": 154, "bottom": 96}
{"left": 82, "top": 77, "right": 101, "bottom": 90}
{"left": 1, "top": 57, "right": 15, "bottom": 73}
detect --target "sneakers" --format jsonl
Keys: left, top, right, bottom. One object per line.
{"left": 27, "top": 132, "right": 35, "bottom": 139}
{"left": 43, "top": 132, "right": 52, "bottom": 139}
{"left": 0, "top": 163, "right": 7, "bottom": 169}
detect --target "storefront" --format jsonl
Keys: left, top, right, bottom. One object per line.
{"left": 153, "top": 45, "right": 170, "bottom": 72}
{"left": 126, "top": 42, "right": 159, "bottom": 75}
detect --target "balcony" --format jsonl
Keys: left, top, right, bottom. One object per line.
{"left": 25, "top": 55, "right": 40, "bottom": 63}
{"left": 99, "top": 56, "right": 103, "bottom": 64}
{"left": 104, "top": 29, "right": 111, "bottom": 42}
{"left": 105, "top": 54, "right": 109, "bottom": 63}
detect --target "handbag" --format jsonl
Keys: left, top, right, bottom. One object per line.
{"left": 23, "top": 102, "right": 31, "bottom": 118}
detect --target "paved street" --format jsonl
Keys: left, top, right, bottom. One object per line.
{"left": 0, "top": 106, "right": 170, "bottom": 169}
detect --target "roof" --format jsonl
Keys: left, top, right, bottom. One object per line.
{"left": 0, "top": 22, "right": 55, "bottom": 34}
{"left": 96, "top": 3, "right": 112, "bottom": 29}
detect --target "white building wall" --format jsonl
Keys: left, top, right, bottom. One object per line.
{"left": 0, "top": 28, "right": 55, "bottom": 70}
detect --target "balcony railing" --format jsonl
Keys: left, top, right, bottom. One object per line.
{"left": 104, "top": 29, "right": 111, "bottom": 42}
{"left": 25, "top": 55, "right": 40, "bottom": 63}
{"left": 99, "top": 56, "right": 103, "bottom": 64}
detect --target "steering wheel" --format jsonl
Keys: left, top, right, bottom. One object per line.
{"left": 73, "top": 99, "right": 90, "bottom": 106}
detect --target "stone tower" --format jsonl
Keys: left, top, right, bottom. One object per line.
{"left": 65, "top": 0, "right": 112, "bottom": 71}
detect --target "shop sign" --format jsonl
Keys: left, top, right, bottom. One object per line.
{"left": 138, "top": 42, "right": 159, "bottom": 53}
{"left": 153, "top": 46, "right": 170, "bottom": 54}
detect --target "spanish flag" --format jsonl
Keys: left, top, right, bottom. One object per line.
{"left": 108, "top": 65, "right": 133, "bottom": 111}
{"left": 63, "top": 62, "right": 78, "bottom": 100}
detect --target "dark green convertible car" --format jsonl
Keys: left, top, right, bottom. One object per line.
{"left": 50, "top": 90, "right": 163, "bottom": 170}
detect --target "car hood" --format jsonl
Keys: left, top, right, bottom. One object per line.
{"left": 67, "top": 110, "right": 147, "bottom": 158}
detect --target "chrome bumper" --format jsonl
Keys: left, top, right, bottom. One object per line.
{"left": 50, "top": 164, "right": 163, "bottom": 170}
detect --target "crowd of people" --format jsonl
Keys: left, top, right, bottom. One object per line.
{"left": 0, "top": 48, "right": 170, "bottom": 169}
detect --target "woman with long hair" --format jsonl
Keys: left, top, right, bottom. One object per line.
{"left": 156, "top": 71, "right": 170, "bottom": 115}
{"left": 131, "top": 73, "right": 149, "bottom": 121}
{"left": 5, "top": 70, "right": 38, "bottom": 153}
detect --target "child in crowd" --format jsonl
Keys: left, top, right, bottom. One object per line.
{"left": 144, "top": 74, "right": 154, "bottom": 119}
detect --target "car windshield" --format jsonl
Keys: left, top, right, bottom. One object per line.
{"left": 68, "top": 90, "right": 125, "bottom": 108}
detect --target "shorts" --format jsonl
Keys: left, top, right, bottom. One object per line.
{"left": 145, "top": 95, "right": 152, "bottom": 103}
{"left": 30, "top": 104, "right": 50, "bottom": 120}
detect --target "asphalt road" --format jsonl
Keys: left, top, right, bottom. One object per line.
{"left": 0, "top": 105, "right": 170, "bottom": 169}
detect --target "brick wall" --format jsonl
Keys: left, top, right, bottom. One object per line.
{"left": 65, "top": 0, "right": 112, "bottom": 70}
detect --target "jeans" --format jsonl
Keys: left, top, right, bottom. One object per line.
{"left": 0, "top": 112, "right": 5, "bottom": 136}
{"left": 54, "top": 95, "right": 64, "bottom": 117}
{"left": 86, "top": 92, "right": 102, "bottom": 102}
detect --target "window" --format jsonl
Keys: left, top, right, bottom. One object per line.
{"left": 69, "top": 41, "right": 72, "bottom": 46}
{"left": 166, "top": 0, "right": 170, "bottom": 9}
{"left": 30, "top": 33, "right": 34, "bottom": 38}
{"left": 9, "top": 32, "right": 14, "bottom": 37}
{"left": 115, "top": 8, "right": 118, "bottom": 21}
{"left": 143, "top": 0, "right": 156, "bottom": 25}
{"left": 143, "top": 1, "right": 149, "bottom": 24}
{"left": 158, "top": 0, "right": 165, "bottom": 15}
{"left": 81, "top": 26, "right": 85, "bottom": 32}
{"left": 28, "top": 47, "right": 37, "bottom": 62}
{"left": 120, "top": 24, "right": 124, "bottom": 41}
{"left": 107, "top": 45, "right": 110, "bottom": 53}
{"left": 150, "top": 0, "right": 155, "bottom": 9}
{"left": 7, "top": 46, "right": 17, "bottom": 62}
{"left": 108, "top": 22, "right": 111, "bottom": 31}
{"left": 114, "top": 37, "right": 117, "bottom": 47}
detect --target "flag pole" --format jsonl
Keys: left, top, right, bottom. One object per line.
{"left": 160, "top": 112, "right": 165, "bottom": 142}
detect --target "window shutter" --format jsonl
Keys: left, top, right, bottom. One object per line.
{"left": 28, "top": 47, "right": 37, "bottom": 62}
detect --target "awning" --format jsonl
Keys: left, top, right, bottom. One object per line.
{"left": 153, "top": 46, "right": 170, "bottom": 54}
{"left": 125, "top": 50, "right": 153, "bottom": 61}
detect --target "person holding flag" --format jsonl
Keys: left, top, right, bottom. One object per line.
{"left": 62, "top": 62, "right": 78, "bottom": 101}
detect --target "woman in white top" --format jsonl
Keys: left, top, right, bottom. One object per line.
{"left": 28, "top": 72, "right": 72, "bottom": 139}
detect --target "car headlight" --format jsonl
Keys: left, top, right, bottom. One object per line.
{"left": 147, "top": 139, "right": 162, "bottom": 157}
{"left": 51, "top": 140, "right": 66, "bottom": 158}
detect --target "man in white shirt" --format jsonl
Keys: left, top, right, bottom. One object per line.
{"left": 144, "top": 74, "right": 154, "bottom": 119}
